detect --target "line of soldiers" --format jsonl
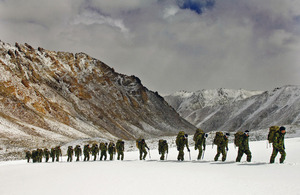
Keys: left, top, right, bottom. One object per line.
{"left": 25, "top": 127, "right": 286, "bottom": 164}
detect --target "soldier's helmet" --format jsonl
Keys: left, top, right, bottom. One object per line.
{"left": 163, "top": 140, "right": 167, "bottom": 144}
{"left": 184, "top": 134, "right": 188, "bottom": 137}
{"left": 205, "top": 133, "right": 208, "bottom": 138}
{"left": 142, "top": 139, "right": 145, "bottom": 142}
{"left": 225, "top": 133, "right": 230, "bottom": 136}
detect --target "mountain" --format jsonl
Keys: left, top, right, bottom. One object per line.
{"left": 0, "top": 40, "right": 196, "bottom": 159}
{"left": 164, "top": 86, "right": 300, "bottom": 132}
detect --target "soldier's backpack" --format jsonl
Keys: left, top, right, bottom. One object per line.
{"left": 116, "top": 140, "right": 124, "bottom": 151}
{"left": 213, "top": 132, "right": 224, "bottom": 145}
{"left": 176, "top": 131, "right": 186, "bottom": 146}
{"left": 268, "top": 126, "right": 280, "bottom": 143}
{"left": 100, "top": 142, "right": 106, "bottom": 150}
{"left": 136, "top": 138, "right": 142, "bottom": 149}
{"left": 234, "top": 131, "right": 244, "bottom": 147}
{"left": 193, "top": 129, "right": 205, "bottom": 143}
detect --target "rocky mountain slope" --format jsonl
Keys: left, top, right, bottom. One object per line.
{"left": 0, "top": 40, "right": 196, "bottom": 159}
{"left": 165, "top": 86, "right": 300, "bottom": 132}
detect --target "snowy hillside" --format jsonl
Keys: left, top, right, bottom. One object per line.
{"left": 165, "top": 86, "right": 300, "bottom": 132}
{"left": 164, "top": 88, "right": 263, "bottom": 118}
{"left": 0, "top": 40, "right": 196, "bottom": 160}
{"left": 0, "top": 136, "right": 299, "bottom": 195}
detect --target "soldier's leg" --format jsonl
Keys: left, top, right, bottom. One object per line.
{"left": 143, "top": 149, "right": 148, "bottom": 160}
{"left": 236, "top": 148, "right": 243, "bottom": 162}
{"left": 160, "top": 151, "right": 165, "bottom": 160}
{"left": 270, "top": 147, "right": 278, "bottom": 163}
{"left": 117, "top": 152, "right": 120, "bottom": 160}
{"left": 197, "top": 147, "right": 203, "bottom": 160}
{"left": 221, "top": 147, "right": 227, "bottom": 162}
{"left": 104, "top": 152, "right": 107, "bottom": 160}
{"left": 279, "top": 148, "right": 286, "bottom": 163}
{"left": 214, "top": 147, "right": 221, "bottom": 161}
{"left": 178, "top": 150, "right": 184, "bottom": 161}
{"left": 139, "top": 150, "right": 143, "bottom": 160}
{"left": 76, "top": 155, "right": 79, "bottom": 161}
{"left": 245, "top": 149, "right": 252, "bottom": 162}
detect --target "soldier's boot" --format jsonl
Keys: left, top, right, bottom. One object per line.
{"left": 236, "top": 155, "right": 241, "bottom": 162}
{"left": 121, "top": 154, "right": 124, "bottom": 160}
{"left": 214, "top": 154, "right": 219, "bottom": 161}
{"left": 117, "top": 154, "right": 120, "bottom": 160}
{"left": 247, "top": 155, "right": 252, "bottom": 162}
{"left": 222, "top": 154, "right": 226, "bottom": 162}
{"left": 94, "top": 156, "right": 96, "bottom": 161}
{"left": 270, "top": 156, "right": 275, "bottom": 163}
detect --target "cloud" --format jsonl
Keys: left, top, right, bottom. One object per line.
{"left": 72, "top": 10, "right": 130, "bottom": 34}
{"left": 0, "top": 0, "right": 299, "bottom": 94}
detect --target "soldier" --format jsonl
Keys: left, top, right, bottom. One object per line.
{"left": 83, "top": 144, "right": 90, "bottom": 161}
{"left": 108, "top": 142, "right": 116, "bottom": 160}
{"left": 214, "top": 132, "right": 229, "bottom": 162}
{"left": 91, "top": 143, "right": 99, "bottom": 161}
{"left": 116, "top": 140, "right": 125, "bottom": 160}
{"left": 236, "top": 130, "right": 252, "bottom": 162}
{"left": 25, "top": 150, "right": 31, "bottom": 163}
{"left": 99, "top": 142, "right": 108, "bottom": 161}
{"left": 44, "top": 148, "right": 50, "bottom": 162}
{"left": 67, "top": 146, "right": 74, "bottom": 162}
{"left": 137, "top": 139, "right": 150, "bottom": 160}
{"left": 74, "top": 145, "right": 82, "bottom": 161}
{"left": 194, "top": 129, "right": 207, "bottom": 160}
{"left": 37, "top": 148, "right": 44, "bottom": 162}
{"left": 158, "top": 140, "right": 168, "bottom": 160}
{"left": 31, "top": 150, "right": 38, "bottom": 163}
{"left": 270, "top": 126, "right": 286, "bottom": 164}
{"left": 50, "top": 147, "right": 56, "bottom": 162}
{"left": 55, "top": 146, "right": 62, "bottom": 162}
{"left": 176, "top": 131, "right": 190, "bottom": 161}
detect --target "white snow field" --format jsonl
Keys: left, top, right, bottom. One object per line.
{"left": 0, "top": 138, "right": 299, "bottom": 195}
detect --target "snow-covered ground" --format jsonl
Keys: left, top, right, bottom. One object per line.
{"left": 0, "top": 137, "right": 299, "bottom": 195}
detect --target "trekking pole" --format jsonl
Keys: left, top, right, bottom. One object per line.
{"left": 189, "top": 150, "right": 191, "bottom": 161}
{"left": 148, "top": 149, "right": 151, "bottom": 160}
{"left": 166, "top": 152, "right": 168, "bottom": 161}
{"left": 202, "top": 150, "right": 205, "bottom": 160}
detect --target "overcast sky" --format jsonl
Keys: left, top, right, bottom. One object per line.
{"left": 0, "top": 0, "right": 299, "bottom": 95}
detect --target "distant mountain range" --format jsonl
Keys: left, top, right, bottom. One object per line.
{"left": 0, "top": 41, "right": 195, "bottom": 159}
{"left": 164, "top": 86, "right": 300, "bottom": 132}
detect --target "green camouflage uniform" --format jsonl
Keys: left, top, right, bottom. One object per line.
{"left": 214, "top": 135, "right": 228, "bottom": 162}
{"left": 50, "top": 148, "right": 56, "bottom": 162}
{"left": 83, "top": 144, "right": 90, "bottom": 161}
{"left": 44, "top": 148, "right": 50, "bottom": 162}
{"left": 158, "top": 140, "right": 168, "bottom": 160}
{"left": 270, "top": 131, "right": 286, "bottom": 163}
{"left": 37, "top": 148, "right": 44, "bottom": 163}
{"left": 236, "top": 133, "right": 252, "bottom": 162}
{"left": 99, "top": 143, "right": 108, "bottom": 161}
{"left": 25, "top": 151, "right": 31, "bottom": 163}
{"left": 74, "top": 145, "right": 82, "bottom": 161}
{"left": 108, "top": 142, "right": 116, "bottom": 160}
{"left": 32, "top": 150, "right": 38, "bottom": 163}
{"left": 137, "top": 139, "right": 149, "bottom": 160}
{"left": 116, "top": 140, "right": 125, "bottom": 160}
{"left": 176, "top": 131, "right": 190, "bottom": 161}
{"left": 67, "top": 146, "right": 74, "bottom": 162}
{"left": 55, "top": 146, "right": 62, "bottom": 162}
{"left": 91, "top": 144, "right": 99, "bottom": 161}
{"left": 195, "top": 134, "right": 206, "bottom": 160}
